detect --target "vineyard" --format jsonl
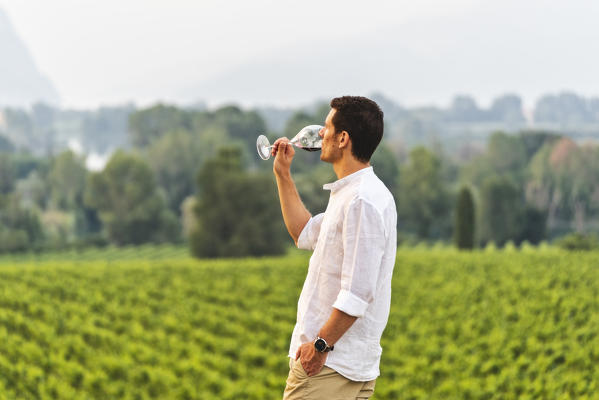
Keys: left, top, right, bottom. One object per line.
{"left": 0, "top": 247, "right": 598, "bottom": 399}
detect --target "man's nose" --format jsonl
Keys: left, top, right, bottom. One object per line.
{"left": 319, "top": 128, "right": 324, "bottom": 138}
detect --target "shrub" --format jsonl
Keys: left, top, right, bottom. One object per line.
{"left": 554, "top": 233, "right": 599, "bottom": 251}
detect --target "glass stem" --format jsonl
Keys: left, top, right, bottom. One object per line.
{"left": 266, "top": 141, "right": 298, "bottom": 150}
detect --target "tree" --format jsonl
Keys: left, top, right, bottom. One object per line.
{"left": 84, "top": 151, "right": 178, "bottom": 245}
{"left": 454, "top": 186, "right": 475, "bottom": 249}
{"left": 479, "top": 176, "right": 524, "bottom": 246}
{"left": 397, "top": 147, "right": 451, "bottom": 239}
{"left": 463, "top": 132, "right": 528, "bottom": 188}
{"left": 518, "top": 206, "right": 547, "bottom": 244}
{"left": 567, "top": 144, "right": 599, "bottom": 232}
{"left": 48, "top": 150, "right": 87, "bottom": 210}
{"left": 0, "top": 194, "right": 44, "bottom": 252}
{"left": 47, "top": 150, "right": 102, "bottom": 239}
{"left": 371, "top": 143, "right": 399, "bottom": 195}
{"left": 293, "top": 164, "right": 336, "bottom": 214}
{"left": 519, "top": 131, "right": 560, "bottom": 160}
{"left": 213, "top": 105, "right": 266, "bottom": 143}
{"left": 547, "top": 138, "right": 582, "bottom": 231}
{"left": 527, "top": 141, "right": 562, "bottom": 232}
{"left": 191, "top": 146, "right": 286, "bottom": 258}
{"left": 128, "top": 104, "right": 191, "bottom": 148}
{"left": 0, "top": 154, "right": 14, "bottom": 194}
{"left": 146, "top": 130, "right": 201, "bottom": 214}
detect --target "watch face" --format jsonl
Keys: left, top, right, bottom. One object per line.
{"left": 315, "top": 338, "right": 326, "bottom": 352}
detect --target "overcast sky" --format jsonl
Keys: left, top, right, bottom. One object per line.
{"left": 1, "top": 0, "right": 597, "bottom": 109}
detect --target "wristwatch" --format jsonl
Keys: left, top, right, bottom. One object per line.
{"left": 314, "top": 336, "right": 334, "bottom": 353}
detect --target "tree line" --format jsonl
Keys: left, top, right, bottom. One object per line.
{"left": 0, "top": 102, "right": 598, "bottom": 255}
{"left": 2, "top": 91, "right": 599, "bottom": 159}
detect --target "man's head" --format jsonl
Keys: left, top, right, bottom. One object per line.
{"left": 319, "top": 96, "right": 384, "bottom": 164}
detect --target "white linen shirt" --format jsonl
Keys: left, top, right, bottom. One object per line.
{"left": 289, "top": 166, "right": 397, "bottom": 382}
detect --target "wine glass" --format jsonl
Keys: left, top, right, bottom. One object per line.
{"left": 256, "top": 125, "right": 323, "bottom": 160}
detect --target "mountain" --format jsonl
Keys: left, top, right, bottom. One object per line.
{"left": 184, "top": 1, "right": 599, "bottom": 108}
{"left": 0, "top": 8, "right": 59, "bottom": 107}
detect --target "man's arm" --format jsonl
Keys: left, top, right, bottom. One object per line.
{"left": 295, "top": 308, "right": 357, "bottom": 376}
{"left": 272, "top": 137, "right": 311, "bottom": 245}
{"left": 317, "top": 308, "right": 358, "bottom": 347}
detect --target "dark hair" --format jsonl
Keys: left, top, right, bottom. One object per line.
{"left": 330, "top": 96, "right": 384, "bottom": 162}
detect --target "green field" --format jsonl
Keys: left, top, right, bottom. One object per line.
{"left": 0, "top": 247, "right": 598, "bottom": 399}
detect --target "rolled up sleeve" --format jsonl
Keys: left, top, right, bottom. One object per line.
{"left": 332, "top": 198, "right": 386, "bottom": 318}
{"left": 297, "top": 213, "right": 325, "bottom": 250}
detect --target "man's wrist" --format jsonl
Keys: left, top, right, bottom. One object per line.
{"left": 274, "top": 169, "right": 292, "bottom": 180}
{"left": 314, "top": 336, "right": 334, "bottom": 353}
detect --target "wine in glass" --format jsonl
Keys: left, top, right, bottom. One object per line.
{"left": 256, "top": 125, "right": 323, "bottom": 160}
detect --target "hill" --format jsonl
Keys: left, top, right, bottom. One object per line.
{"left": 0, "top": 8, "right": 59, "bottom": 107}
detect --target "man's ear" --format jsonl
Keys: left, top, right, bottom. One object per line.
{"left": 338, "top": 131, "right": 350, "bottom": 149}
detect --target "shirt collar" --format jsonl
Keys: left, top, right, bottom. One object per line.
{"left": 323, "top": 166, "right": 373, "bottom": 192}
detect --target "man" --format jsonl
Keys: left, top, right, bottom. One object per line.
{"left": 272, "top": 96, "right": 397, "bottom": 400}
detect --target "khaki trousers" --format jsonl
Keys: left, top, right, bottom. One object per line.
{"left": 283, "top": 358, "right": 376, "bottom": 400}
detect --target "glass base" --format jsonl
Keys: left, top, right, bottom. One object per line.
{"left": 256, "top": 135, "right": 271, "bottom": 160}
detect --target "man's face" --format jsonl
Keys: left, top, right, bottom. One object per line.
{"left": 319, "top": 109, "right": 343, "bottom": 163}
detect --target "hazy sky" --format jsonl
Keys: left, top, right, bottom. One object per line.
{"left": 1, "top": 0, "right": 597, "bottom": 109}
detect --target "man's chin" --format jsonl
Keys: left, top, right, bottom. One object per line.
{"left": 320, "top": 152, "right": 338, "bottom": 164}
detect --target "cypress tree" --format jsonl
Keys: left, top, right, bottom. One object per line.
{"left": 454, "top": 186, "right": 475, "bottom": 249}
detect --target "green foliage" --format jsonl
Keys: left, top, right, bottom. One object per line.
{"left": 48, "top": 150, "right": 87, "bottom": 210}
{"left": 213, "top": 105, "right": 266, "bottom": 145}
{"left": 527, "top": 138, "right": 599, "bottom": 234}
{"left": 554, "top": 233, "right": 599, "bottom": 251}
{"left": 398, "top": 147, "right": 452, "bottom": 239}
{"left": 464, "top": 132, "right": 528, "bottom": 187}
{"left": 128, "top": 104, "right": 191, "bottom": 148}
{"left": 293, "top": 164, "right": 335, "bottom": 214}
{"left": 479, "top": 176, "right": 549, "bottom": 245}
{"left": 454, "top": 186, "right": 475, "bottom": 249}
{"left": 10, "top": 153, "right": 48, "bottom": 180}
{"left": 146, "top": 130, "right": 200, "bottom": 214}
{"left": 371, "top": 142, "right": 399, "bottom": 194}
{"left": 479, "top": 176, "right": 524, "bottom": 246}
{"left": 519, "top": 206, "right": 548, "bottom": 245}
{"left": 0, "top": 248, "right": 598, "bottom": 399}
{"left": 3, "top": 99, "right": 598, "bottom": 253}
{"left": 84, "top": 151, "right": 178, "bottom": 245}
{"left": 0, "top": 154, "right": 15, "bottom": 194}
{"left": 519, "top": 130, "right": 561, "bottom": 160}
{"left": 0, "top": 194, "right": 44, "bottom": 253}
{"left": 191, "top": 147, "right": 286, "bottom": 258}
{"left": 0, "top": 244, "right": 188, "bottom": 263}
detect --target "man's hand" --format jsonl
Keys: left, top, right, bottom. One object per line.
{"left": 272, "top": 137, "right": 295, "bottom": 176}
{"left": 295, "top": 341, "right": 327, "bottom": 377}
